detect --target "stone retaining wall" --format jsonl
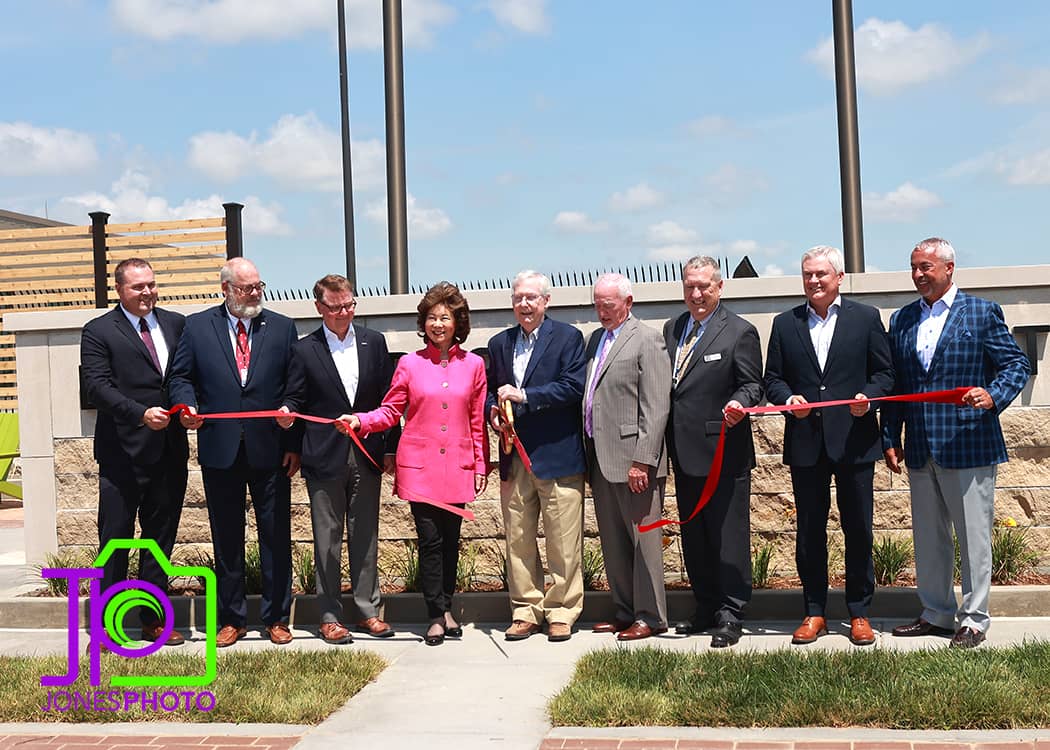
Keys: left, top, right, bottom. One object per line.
{"left": 51, "top": 407, "right": 1050, "bottom": 585}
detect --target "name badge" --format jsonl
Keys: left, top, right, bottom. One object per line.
{"left": 704, "top": 353, "right": 722, "bottom": 362}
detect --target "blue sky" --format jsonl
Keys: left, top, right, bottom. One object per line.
{"left": 3, "top": 1, "right": 1049, "bottom": 293}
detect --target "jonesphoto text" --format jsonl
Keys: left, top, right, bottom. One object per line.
{"left": 42, "top": 689, "right": 216, "bottom": 713}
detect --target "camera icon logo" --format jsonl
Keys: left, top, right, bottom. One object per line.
{"left": 41, "top": 538, "right": 218, "bottom": 688}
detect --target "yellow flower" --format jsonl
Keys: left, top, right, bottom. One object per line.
{"left": 1005, "top": 517, "right": 1018, "bottom": 527}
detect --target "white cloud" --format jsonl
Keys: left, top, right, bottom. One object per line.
{"left": 762, "top": 264, "right": 785, "bottom": 277}
{"left": 366, "top": 193, "right": 453, "bottom": 239}
{"left": 647, "top": 220, "right": 696, "bottom": 246}
{"left": 806, "top": 18, "right": 989, "bottom": 96}
{"left": 1001, "top": 148, "right": 1050, "bottom": 185}
{"left": 992, "top": 68, "right": 1050, "bottom": 105}
{"left": 0, "top": 121, "right": 98, "bottom": 176}
{"left": 59, "top": 169, "right": 289, "bottom": 235}
{"left": 608, "top": 182, "right": 664, "bottom": 213}
{"left": 644, "top": 223, "right": 770, "bottom": 266}
{"left": 188, "top": 113, "right": 385, "bottom": 191}
{"left": 864, "top": 182, "right": 943, "bottom": 222}
{"left": 685, "top": 115, "right": 740, "bottom": 139}
{"left": 485, "top": 0, "right": 549, "bottom": 34}
{"left": 552, "top": 211, "right": 607, "bottom": 234}
{"left": 111, "top": 0, "right": 455, "bottom": 48}
{"left": 705, "top": 163, "right": 768, "bottom": 197}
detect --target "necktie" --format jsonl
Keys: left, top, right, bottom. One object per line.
{"left": 584, "top": 333, "right": 613, "bottom": 437}
{"left": 235, "top": 320, "right": 250, "bottom": 380}
{"left": 138, "top": 318, "right": 162, "bottom": 373}
{"left": 673, "top": 319, "right": 701, "bottom": 382}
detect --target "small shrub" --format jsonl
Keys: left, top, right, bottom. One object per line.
{"left": 293, "top": 545, "right": 317, "bottom": 594}
{"left": 991, "top": 519, "right": 1040, "bottom": 584}
{"left": 751, "top": 540, "right": 775, "bottom": 589}
{"left": 456, "top": 541, "right": 480, "bottom": 591}
{"left": 382, "top": 541, "right": 421, "bottom": 593}
{"left": 171, "top": 546, "right": 215, "bottom": 591}
{"left": 491, "top": 542, "right": 509, "bottom": 590}
{"left": 582, "top": 539, "right": 605, "bottom": 591}
{"left": 244, "top": 542, "right": 263, "bottom": 595}
{"left": 872, "top": 534, "right": 913, "bottom": 585}
{"left": 36, "top": 548, "right": 96, "bottom": 597}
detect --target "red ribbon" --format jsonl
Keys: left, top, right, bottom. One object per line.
{"left": 638, "top": 387, "right": 972, "bottom": 533}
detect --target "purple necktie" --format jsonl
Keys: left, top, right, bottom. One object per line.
{"left": 584, "top": 333, "right": 613, "bottom": 437}
{"left": 138, "top": 318, "right": 162, "bottom": 373}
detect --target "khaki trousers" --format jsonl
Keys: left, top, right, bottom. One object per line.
{"left": 501, "top": 456, "right": 584, "bottom": 626}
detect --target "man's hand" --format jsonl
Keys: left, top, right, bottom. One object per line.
{"left": 276, "top": 405, "right": 295, "bottom": 429}
{"left": 143, "top": 406, "right": 170, "bottom": 431}
{"left": 497, "top": 384, "right": 525, "bottom": 404}
{"left": 475, "top": 473, "right": 488, "bottom": 495}
{"left": 179, "top": 405, "right": 204, "bottom": 430}
{"left": 787, "top": 394, "right": 811, "bottom": 419}
{"left": 884, "top": 447, "right": 903, "bottom": 475}
{"left": 489, "top": 405, "right": 508, "bottom": 433}
{"left": 383, "top": 454, "right": 396, "bottom": 476}
{"left": 964, "top": 387, "right": 995, "bottom": 411}
{"left": 849, "top": 393, "right": 870, "bottom": 417}
{"left": 282, "top": 451, "right": 301, "bottom": 478}
{"left": 627, "top": 461, "right": 651, "bottom": 494}
{"left": 335, "top": 414, "right": 361, "bottom": 435}
{"left": 723, "top": 399, "right": 745, "bottom": 427}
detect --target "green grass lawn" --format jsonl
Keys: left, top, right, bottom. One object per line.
{"left": 549, "top": 642, "right": 1050, "bottom": 729}
{"left": 3, "top": 650, "right": 385, "bottom": 724}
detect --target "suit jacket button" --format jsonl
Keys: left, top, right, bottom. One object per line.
{"left": 440, "top": 425, "right": 447, "bottom": 432}
{"left": 819, "top": 385, "right": 826, "bottom": 391}
{"left": 440, "top": 448, "right": 446, "bottom": 454}
{"left": 442, "top": 403, "right": 448, "bottom": 409}
{"left": 442, "top": 382, "right": 449, "bottom": 388}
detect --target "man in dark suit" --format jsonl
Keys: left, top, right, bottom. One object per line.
{"left": 883, "top": 237, "right": 1030, "bottom": 648}
{"left": 584, "top": 273, "right": 672, "bottom": 642}
{"left": 764, "top": 245, "right": 894, "bottom": 646}
{"left": 80, "top": 257, "right": 187, "bottom": 645}
{"left": 486, "top": 270, "right": 587, "bottom": 643}
{"left": 664, "top": 256, "right": 763, "bottom": 648}
{"left": 168, "top": 257, "right": 300, "bottom": 648}
{"left": 279, "top": 274, "right": 399, "bottom": 644}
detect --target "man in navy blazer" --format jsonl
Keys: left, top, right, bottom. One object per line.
{"left": 168, "top": 257, "right": 300, "bottom": 648}
{"left": 80, "top": 258, "right": 187, "bottom": 645}
{"left": 883, "top": 237, "right": 1030, "bottom": 648}
{"left": 764, "top": 246, "right": 894, "bottom": 647}
{"left": 665, "top": 256, "right": 763, "bottom": 648}
{"left": 486, "top": 270, "right": 587, "bottom": 642}
{"left": 280, "top": 274, "right": 400, "bottom": 644}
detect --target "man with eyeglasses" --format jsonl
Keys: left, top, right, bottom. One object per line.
{"left": 486, "top": 270, "right": 587, "bottom": 642}
{"left": 169, "top": 257, "right": 300, "bottom": 648}
{"left": 278, "top": 274, "right": 400, "bottom": 644}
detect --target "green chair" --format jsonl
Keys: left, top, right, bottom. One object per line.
{"left": 0, "top": 412, "right": 22, "bottom": 500}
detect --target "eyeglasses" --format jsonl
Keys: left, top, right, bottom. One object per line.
{"left": 229, "top": 282, "right": 266, "bottom": 295}
{"left": 319, "top": 300, "right": 357, "bottom": 313}
{"left": 512, "top": 293, "right": 545, "bottom": 305}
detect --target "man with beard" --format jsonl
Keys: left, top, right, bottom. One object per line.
{"left": 80, "top": 258, "right": 188, "bottom": 645}
{"left": 169, "top": 257, "right": 300, "bottom": 647}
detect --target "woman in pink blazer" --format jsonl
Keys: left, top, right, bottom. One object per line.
{"left": 346, "top": 282, "right": 489, "bottom": 645}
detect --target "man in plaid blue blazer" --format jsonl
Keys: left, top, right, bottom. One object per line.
{"left": 882, "top": 237, "right": 1030, "bottom": 648}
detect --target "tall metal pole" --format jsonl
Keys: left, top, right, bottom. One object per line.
{"left": 383, "top": 0, "right": 409, "bottom": 294}
{"left": 832, "top": 0, "right": 865, "bottom": 273}
{"left": 337, "top": 0, "right": 357, "bottom": 284}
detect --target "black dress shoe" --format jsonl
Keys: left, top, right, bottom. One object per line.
{"left": 892, "top": 618, "right": 954, "bottom": 638}
{"left": 710, "top": 622, "right": 742, "bottom": 648}
{"left": 445, "top": 626, "right": 463, "bottom": 639}
{"left": 675, "top": 619, "right": 713, "bottom": 636}
{"left": 949, "top": 626, "right": 986, "bottom": 649}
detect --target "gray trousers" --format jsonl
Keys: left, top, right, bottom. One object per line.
{"left": 591, "top": 467, "right": 668, "bottom": 629}
{"left": 306, "top": 452, "right": 382, "bottom": 624}
{"left": 908, "top": 459, "right": 996, "bottom": 633}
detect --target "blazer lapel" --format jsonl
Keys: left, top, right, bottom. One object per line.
{"left": 595, "top": 318, "right": 635, "bottom": 387}
{"left": 521, "top": 319, "right": 553, "bottom": 386}
{"left": 210, "top": 305, "right": 240, "bottom": 383}
{"left": 792, "top": 304, "right": 822, "bottom": 374}
{"left": 114, "top": 308, "right": 161, "bottom": 375}
{"left": 312, "top": 328, "right": 352, "bottom": 409}
{"left": 680, "top": 307, "right": 726, "bottom": 383}
{"left": 244, "top": 312, "right": 269, "bottom": 386}
{"left": 822, "top": 300, "right": 851, "bottom": 374}
{"left": 927, "top": 293, "right": 967, "bottom": 374}
{"left": 665, "top": 313, "right": 685, "bottom": 358}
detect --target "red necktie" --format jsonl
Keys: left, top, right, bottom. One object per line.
{"left": 138, "top": 318, "right": 162, "bottom": 373}
{"left": 235, "top": 320, "right": 250, "bottom": 378}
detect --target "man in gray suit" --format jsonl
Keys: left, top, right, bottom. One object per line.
{"left": 584, "top": 273, "right": 672, "bottom": 641}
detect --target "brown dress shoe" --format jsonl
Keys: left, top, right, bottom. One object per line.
{"left": 267, "top": 622, "right": 293, "bottom": 645}
{"left": 592, "top": 619, "right": 633, "bottom": 634}
{"left": 547, "top": 622, "right": 572, "bottom": 642}
{"left": 142, "top": 622, "right": 185, "bottom": 646}
{"left": 216, "top": 624, "right": 247, "bottom": 648}
{"left": 357, "top": 617, "right": 395, "bottom": 638}
{"left": 505, "top": 620, "right": 542, "bottom": 641}
{"left": 892, "top": 618, "right": 954, "bottom": 637}
{"left": 617, "top": 621, "right": 655, "bottom": 641}
{"left": 849, "top": 617, "right": 875, "bottom": 646}
{"left": 319, "top": 622, "right": 353, "bottom": 644}
{"left": 792, "top": 616, "right": 827, "bottom": 644}
{"left": 949, "top": 626, "right": 986, "bottom": 649}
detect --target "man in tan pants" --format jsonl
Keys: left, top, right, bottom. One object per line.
{"left": 486, "top": 271, "right": 588, "bottom": 642}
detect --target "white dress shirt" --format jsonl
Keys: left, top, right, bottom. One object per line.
{"left": 120, "top": 305, "right": 170, "bottom": 376}
{"left": 512, "top": 324, "right": 541, "bottom": 401}
{"left": 325, "top": 324, "right": 359, "bottom": 405}
{"left": 916, "top": 283, "right": 958, "bottom": 372}
{"left": 807, "top": 296, "right": 841, "bottom": 372}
